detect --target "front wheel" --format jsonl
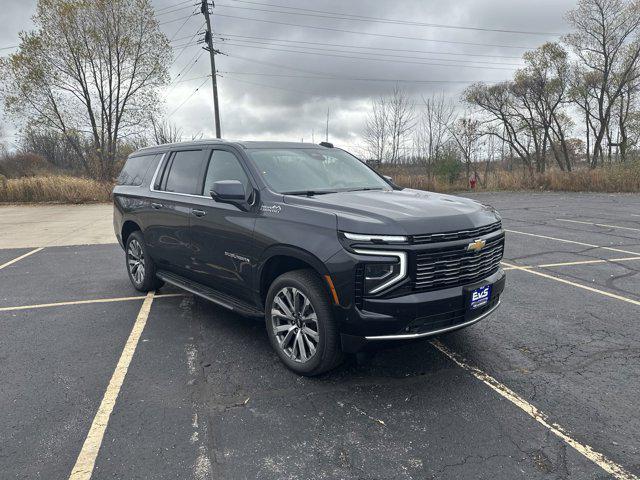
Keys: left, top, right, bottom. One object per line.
{"left": 125, "top": 231, "right": 164, "bottom": 292}
{"left": 265, "top": 269, "right": 343, "bottom": 376}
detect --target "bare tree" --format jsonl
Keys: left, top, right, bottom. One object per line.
{"left": 363, "top": 95, "right": 389, "bottom": 162}
{"left": 1, "top": 0, "right": 171, "bottom": 179}
{"left": 150, "top": 115, "right": 183, "bottom": 145}
{"left": 415, "top": 92, "right": 456, "bottom": 174}
{"left": 564, "top": 0, "right": 640, "bottom": 166}
{"left": 450, "top": 116, "right": 483, "bottom": 182}
{"left": 464, "top": 82, "right": 541, "bottom": 173}
{"left": 517, "top": 42, "right": 573, "bottom": 171}
{"left": 388, "top": 85, "right": 416, "bottom": 163}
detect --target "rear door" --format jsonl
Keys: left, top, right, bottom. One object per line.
{"left": 187, "top": 147, "right": 257, "bottom": 301}
{"left": 144, "top": 149, "right": 208, "bottom": 273}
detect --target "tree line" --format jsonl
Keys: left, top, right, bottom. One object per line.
{"left": 363, "top": 0, "right": 640, "bottom": 179}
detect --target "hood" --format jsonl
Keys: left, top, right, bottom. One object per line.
{"left": 282, "top": 189, "right": 500, "bottom": 236}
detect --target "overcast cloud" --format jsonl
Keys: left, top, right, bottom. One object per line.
{"left": 0, "top": 0, "right": 577, "bottom": 153}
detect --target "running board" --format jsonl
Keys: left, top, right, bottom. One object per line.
{"left": 156, "top": 270, "right": 264, "bottom": 318}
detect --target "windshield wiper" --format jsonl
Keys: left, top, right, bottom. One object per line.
{"left": 346, "top": 187, "right": 385, "bottom": 192}
{"left": 281, "top": 190, "right": 338, "bottom": 196}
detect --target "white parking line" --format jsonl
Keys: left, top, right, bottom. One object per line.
{"left": 0, "top": 247, "right": 44, "bottom": 270}
{"left": 557, "top": 219, "right": 640, "bottom": 232}
{"left": 0, "top": 293, "right": 185, "bottom": 313}
{"left": 501, "top": 261, "right": 640, "bottom": 307}
{"left": 69, "top": 292, "right": 155, "bottom": 480}
{"left": 431, "top": 339, "right": 638, "bottom": 480}
{"left": 505, "top": 229, "right": 640, "bottom": 256}
{"left": 501, "top": 256, "right": 640, "bottom": 271}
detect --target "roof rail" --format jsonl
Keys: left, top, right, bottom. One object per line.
{"left": 319, "top": 142, "right": 334, "bottom": 148}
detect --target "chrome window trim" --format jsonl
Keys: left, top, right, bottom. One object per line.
{"left": 344, "top": 232, "right": 408, "bottom": 243}
{"left": 149, "top": 150, "right": 257, "bottom": 202}
{"left": 148, "top": 152, "right": 212, "bottom": 200}
{"left": 364, "top": 300, "right": 501, "bottom": 341}
{"left": 353, "top": 249, "right": 407, "bottom": 294}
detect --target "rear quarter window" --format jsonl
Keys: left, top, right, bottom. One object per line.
{"left": 117, "top": 154, "right": 158, "bottom": 186}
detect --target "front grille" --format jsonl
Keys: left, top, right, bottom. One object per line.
{"left": 354, "top": 264, "right": 365, "bottom": 309}
{"left": 413, "top": 234, "right": 504, "bottom": 291}
{"left": 412, "top": 221, "right": 502, "bottom": 244}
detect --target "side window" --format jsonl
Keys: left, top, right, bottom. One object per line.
{"left": 163, "top": 150, "right": 205, "bottom": 195}
{"left": 117, "top": 154, "right": 157, "bottom": 186}
{"left": 203, "top": 150, "right": 250, "bottom": 196}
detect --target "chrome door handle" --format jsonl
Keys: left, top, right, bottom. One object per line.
{"left": 151, "top": 202, "right": 163, "bottom": 209}
{"left": 192, "top": 209, "right": 206, "bottom": 217}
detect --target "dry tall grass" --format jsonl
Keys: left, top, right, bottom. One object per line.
{"left": 0, "top": 175, "right": 113, "bottom": 203}
{"left": 381, "top": 163, "right": 640, "bottom": 193}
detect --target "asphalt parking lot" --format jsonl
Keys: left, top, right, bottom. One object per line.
{"left": 1, "top": 192, "right": 639, "bottom": 480}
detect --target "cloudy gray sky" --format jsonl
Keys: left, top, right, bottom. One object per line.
{"left": 0, "top": 0, "right": 577, "bottom": 153}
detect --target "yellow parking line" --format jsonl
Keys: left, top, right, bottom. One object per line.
{"left": 501, "top": 261, "right": 640, "bottom": 307}
{"left": 505, "top": 229, "right": 640, "bottom": 256}
{"left": 69, "top": 292, "right": 155, "bottom": 480}
{"left": 431, "top": 339, "right": 638, "bottom": 480}
{"left": 0, "top": 247, "right": 44, "bottom": 270}
{"left": 557, "top": 218, "right": 640, "bottom": 232}
{"left": 0, "top": 293, "right": 185, "bottom": 313}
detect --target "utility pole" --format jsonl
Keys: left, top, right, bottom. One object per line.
{"left": 201, "top": 0, "right": 221, "bottom": 138}
{"left": 325, "top": 107, "right": 329, "bottom": 142}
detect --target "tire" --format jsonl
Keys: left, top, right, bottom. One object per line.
{"left": 265, "top": 269, "right": 344, "bottom": 376}
{"left": 125, "top": 230, "right": 164, "bottom": 292}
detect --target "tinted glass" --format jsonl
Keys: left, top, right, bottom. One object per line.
{"left": 164, "top": 150, "right": 204, "bottom": 194}
{"left": 117, "top": 154, "right": 156, "bottom": 186}
{"left": 203, "top": 150, "right": 250, "bottom": 195}
{"left": 246, "top": 148, "right": 389, "bottom": 193}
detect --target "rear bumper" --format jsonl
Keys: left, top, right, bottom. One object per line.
{"left": 339, "top": 268, "right": 505, "bottom": 353}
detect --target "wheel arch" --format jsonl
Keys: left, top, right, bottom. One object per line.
{"left": 121, "top": 220, "right": 142, "bottom": 246}
{"left": 258, "top": 246, "right": 330, "bottom": 306}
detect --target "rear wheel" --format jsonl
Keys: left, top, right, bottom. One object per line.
{"left": 266, "top": 269, "right": 343, "bottom": 376}
{"left": 125, "top": 231, "right": 164, "bottom": 292}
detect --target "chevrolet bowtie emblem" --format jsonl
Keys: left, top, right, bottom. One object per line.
{"left": 467, "top": 239, "right": 486, "bottom": 252}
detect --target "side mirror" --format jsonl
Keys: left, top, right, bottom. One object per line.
{"left": 210, "top": 180, "right": 248, "bottom": 210}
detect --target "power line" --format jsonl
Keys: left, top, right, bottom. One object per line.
{"left": 231, "top": 77, "right": 316, "bottom": 95}
{"left": 218, "top": 1, "right": 561, "bottom": 36}
{"left": 159, "top": 13, "right": 197, "bottom": 26}
{"left": 173, "top": 74, "right": 212, "bottom": 84}
{"left": 0, "top": 45, "right": 17, "bottom": 51}
{"left": 168, "top": 50, "right": 205, "bottom": 91}
{"left": 212, "top": 13, "right": 536, "bottom": 50}
{"left": 213, "top": 32, "right": 523, "bottom": 59}
{"left": 170, "top": 23, "right": 205, "bottom": 66}
{"left": 169, "top": 77, "right": 210, "bottom": 116}
{"left": 156, "top": 0, "right": 196, "bottom": 13}
{"left": 219, "top": 38, "right": 522, "bottom": 67}
{"left": 220, "top": 42, "right": 518, "bottom": 70}
{"left": 156, "top": 2, "right": 198, "bottom": 17}
{"left": 166, "top": 8, "right": 199, "bottom": 41}
{"left": 225, "top": 51, "right": 506, "bottom": 85}
{"left": 220, "top": 71, "right": 489, "bottom": 84}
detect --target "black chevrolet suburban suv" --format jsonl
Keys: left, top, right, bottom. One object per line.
{"left": 113, "top": 140, "right": 505, "bottom": 375}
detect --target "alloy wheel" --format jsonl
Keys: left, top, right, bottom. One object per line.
{"left": 127, "top": 238, "right": 146, "bottom": 286}
{"left": 271, "top": 287, "right": 320, "bottom": 363}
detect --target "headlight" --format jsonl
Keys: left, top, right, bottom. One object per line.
{"left": 343, "top": 232, "right": 408, "bottom": 243}
{"left": 354, "top": 250, "right": 407, "bottom": 294}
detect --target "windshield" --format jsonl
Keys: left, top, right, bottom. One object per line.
{"left": 246, "top": 148, "right": 391, "bottom": 194}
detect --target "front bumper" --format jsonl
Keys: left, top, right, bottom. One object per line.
{"left": 338, "top": 268, "right": 505, "bottom": 353}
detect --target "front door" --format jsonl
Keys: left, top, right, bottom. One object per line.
{"left": 188, "top": 148, "right": 257, "bottom": 302}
